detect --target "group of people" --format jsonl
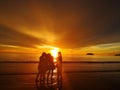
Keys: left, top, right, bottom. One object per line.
{"left": 36, "top": 51, "right": 62, "bottom": 86}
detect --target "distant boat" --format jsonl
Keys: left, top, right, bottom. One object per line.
{"left": 115, "top": 54, "right": 120, "bottom": 56}
{"left": 86, "top": 53, "right": 94, "bottom": 55}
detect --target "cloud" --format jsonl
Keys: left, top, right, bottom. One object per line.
{"left": 0, "top": 25, "right": 47, "bottom": 48}
{"left": 0, "top": 0, "right": 120, "bottom": 49}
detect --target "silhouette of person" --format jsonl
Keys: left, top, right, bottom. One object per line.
{"left": 36, "top": 52, "right": 48, "bottom": 85}
{"left": 56, "top": 52, "right": 62, "bottom": 84}
{"left": 46, "top": 53, "right": 55, "bottom": 85}
{"left": 36, "top": 52, "right": 63, "bottom": 90}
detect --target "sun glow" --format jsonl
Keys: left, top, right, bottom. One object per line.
{"left": 50, "top": 48, "right": 59, "bottom": 59}
{"left": 36, "top": 45, "right": 60, "bottom": 62}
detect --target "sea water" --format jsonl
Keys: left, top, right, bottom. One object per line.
{"left": 0, "top": 53, "right": 120, "bottom": 74}
{"left": 0, "top": 53, "right": 120, "bottom": 90}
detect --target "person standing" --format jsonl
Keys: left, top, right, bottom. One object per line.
{"left": 57, "top": 52, "right": 62, "bottom": 85}
{"left": 36, "top": 52, "right": 47, "bottom": 85}
{"left": 46, "top": 53, "right": 55, "bottom": 85}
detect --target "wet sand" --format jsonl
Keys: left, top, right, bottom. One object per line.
{"left": 0, "top": 72, "right": 120, "bottom": 90}
{"left": 1, "top": 61, "right": 120, "bottom": 90}
{"left": 63, "top": 72, "right": 120, "bottom": 90}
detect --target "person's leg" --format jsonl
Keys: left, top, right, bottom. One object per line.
{"left": 43, "top": 72, "right": 45, "bottom": 85}
{"left": 51, "top": 68, "right": 54, "bottom": 84}
{"left": 47, "top": 70, "right": 50, "bottom": 85}
{"left": 59, "top": 65, "right": 62, "bottom": 88}
{"left": 36, "top": 72, "right": 39, "bottom": 81}
{"left": 35, "top": 72, "right": 40, "bottom": 88}
{"left": 40, "top": 73, "right": 42, "bottom": 85}
{"left": 60, "top": 66, "right": 62, "bottom": 79}
{"left": 57, "top": 66, "right": 60, "bottom": 85}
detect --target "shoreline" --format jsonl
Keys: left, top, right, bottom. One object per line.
{"left": 1, "top": 61, "right": 120, "bottom": 63}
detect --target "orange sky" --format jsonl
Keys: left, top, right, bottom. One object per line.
{"left": 0, "top": 0, "right": 120, "bottom": 56}
{"left": 0, "top": 42, "right": 120, "bottom": 56}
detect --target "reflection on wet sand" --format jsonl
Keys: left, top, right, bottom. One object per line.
{"left": 35, "top": 71, "right": 62, "bottom": 90}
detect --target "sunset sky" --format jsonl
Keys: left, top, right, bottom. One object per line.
{"left": 0, "top": 0, "right": 120, "bottom": 55}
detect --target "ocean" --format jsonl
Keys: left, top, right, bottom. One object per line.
{"left": 0, "top": 53, "right": 120, "bottom": 90}
{"left": 0, "top": 53, "right": 120, "bottom": 74}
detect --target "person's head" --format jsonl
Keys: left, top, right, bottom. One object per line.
{"left": 46, "top": 53, "right": 51, "bottom": 57}
{"left": 42, "top": 52, "right": 46, "bottom": 57}
{"left": 58, "top": 51, "right": 62, "bottom": 56}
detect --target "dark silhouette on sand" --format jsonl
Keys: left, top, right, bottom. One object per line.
{"left": 46, "top": 53, "right": 55, "bottom": 85}
{"left": 36, "top": 52, "right": 48, "bottom": 85}
{"left": 56, "top": 52, "right": 62, "bottom": 85}
{"left": 35, "top": 52, "right": 62, "bottom": 90}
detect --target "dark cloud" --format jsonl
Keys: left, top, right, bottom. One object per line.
{"left": 0, "top": 0, "right": 120, "bottom": 48}
{"left": 0, "top": 25, "right": 46, "bottom": 48}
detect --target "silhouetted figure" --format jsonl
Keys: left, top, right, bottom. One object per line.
{"left": 36, "top": 52, "right": 62, "bottom": 90}
{"left": 36, "top": 52, "right": 48, "bottom": 86}
{"left": 46, "top": 53, "right": 55, "bottom": 85}
{"left": 57, "top": 52, "right": 62, "bottom": 86}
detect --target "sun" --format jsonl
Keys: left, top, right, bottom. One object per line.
{"left": 50, "top": 48, "right": 59, "bottom": 58}
{"left": 36, "top": 45, "right": 60, "bottom": 62}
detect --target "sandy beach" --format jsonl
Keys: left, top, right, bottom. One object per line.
{"left": 1, "top": 61, "right": 120, "bottom": 90}
{"left": 1, "top": 71, "right": 120, "bottom": 90}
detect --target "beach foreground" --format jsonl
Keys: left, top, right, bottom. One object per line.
{"left": 1, "top": 72, "right": 120, "bottom": 90}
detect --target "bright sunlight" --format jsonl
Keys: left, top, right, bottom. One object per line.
{"left": 50, "top": 48, "right": 59, "bottom": 58}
